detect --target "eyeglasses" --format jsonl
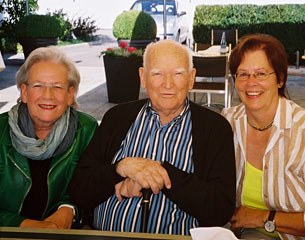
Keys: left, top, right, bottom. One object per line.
{"left": 26, "top": 82, "right": 69, "bottom": 93}
{"left": 234, "top": 71, "right": 275, "bottom": 81}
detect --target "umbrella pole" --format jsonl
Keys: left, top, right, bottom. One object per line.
{"left": 163, "top": 0, "right": 167, "bottom": 39}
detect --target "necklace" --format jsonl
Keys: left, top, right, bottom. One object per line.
{"left": 247, "top": 118, "right": 273, "bottom": 131}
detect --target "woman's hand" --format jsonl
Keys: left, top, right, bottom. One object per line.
{"left": 20, "top": 207, "right": 74, "bottom": 229}
{"left": 44, "top": 207, "right": 74, "bottom": 229}
{"left": 230, "top": 206, "right": 268, "bottom": 230}
{"left": 230, "top": 206, "right": 305, "bottom": 237}
{"left": 116, "top": 157, "right": 171, "bottom": 194}
{"left": 20, "top": 219, "right": 59, "bottom": 228}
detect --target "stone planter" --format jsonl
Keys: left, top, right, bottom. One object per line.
{"left": 103, "top": 55, "right": 143, "bottom": 103}
{"left": 19, "top": 38, "right": 58, "bottom": 59}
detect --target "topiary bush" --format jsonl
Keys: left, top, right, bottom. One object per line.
{"left": 15, "top": 14, "right": 64, "bottom": 39}
{"left": 112, "top": 10, "right": 157, "bottom": 40}
{"left": 15, "top": 14, "right": 66, "bottom": 59}
{"left": 46, "top": 9, "right": 73, "bottom": 41}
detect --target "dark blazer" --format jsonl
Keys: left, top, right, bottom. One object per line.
{"left": 69, "top": 99, "right": 236, "bottom": 226}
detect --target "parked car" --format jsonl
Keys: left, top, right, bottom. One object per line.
{"left": 130, "top": 0, "right": 189, "bottom": 44}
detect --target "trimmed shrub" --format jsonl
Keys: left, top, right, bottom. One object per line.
{"left": 15, "top": 14, "right": 64, "bottom": 39}
{"left": 192, "top": 4, "right": 305, "bottom": 63}
{"left": 112, "top": 10, "right": 157, "bottom": 40}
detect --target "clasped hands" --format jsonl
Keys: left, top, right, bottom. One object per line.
{"left": 20, "top": 206, "right": 74, "bottom": 229}
{"left": 115, "top": 157, "right": 172, "bottom": 201}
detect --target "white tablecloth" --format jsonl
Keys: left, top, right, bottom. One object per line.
{"left": 196, "top": 45, "right": 229, "bottom": 57}
{"left": 190, "top": 227, "right": 240, "bottom": 240}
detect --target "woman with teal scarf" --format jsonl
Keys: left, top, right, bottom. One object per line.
{"left": 0, "top": 46, "right": 97, "bottom": 228}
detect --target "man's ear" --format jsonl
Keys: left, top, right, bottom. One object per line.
{"left": 139, "top": 67, "right": 146, "bottom": 89}
{"left": 188, "top": 68, "right": 196, "bottom": 90}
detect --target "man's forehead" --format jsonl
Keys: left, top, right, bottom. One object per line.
{"left": 149, "top": 67, "right": 187, "bottom": 72}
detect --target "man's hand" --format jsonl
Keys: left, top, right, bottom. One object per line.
{"left": 115, "top": 178, "right": 143, "bottom": 201}
{"left": 44, "top": 207, "right": 74, "bottom": 229}
{"left": 116, "top": 157, "right": 171, "bottom": 194}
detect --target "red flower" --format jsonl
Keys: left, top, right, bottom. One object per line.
{"left": 119, "top": 41, "right": 128, "bottom": 49}
{"left": 127, "top": 47, "right": 137, "bottom": 53}
{"left": 101, "top": 43, "right": 143, "bottom": 57}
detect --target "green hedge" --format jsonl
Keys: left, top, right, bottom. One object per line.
{"left": 15, "top": 14, "right": 64, "bottom": 39}
{"left": 193, "top": 4, "right": 305, "bottom": 62}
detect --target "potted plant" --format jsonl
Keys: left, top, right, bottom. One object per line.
{"left": 100, "top": 10, "right": 157, "bottom": 104}
{"left": 112, "top": 10, "right": 157, "bottom": 49}
{"left": 15, "top": 14, "right": 64, "bottom": 59}
{"left": 101, "top": 41, "right": 143, "bottom": 103}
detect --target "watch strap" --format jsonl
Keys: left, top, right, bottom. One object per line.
{"left": 268, "top": 210, "right": 276, "bottom": 221}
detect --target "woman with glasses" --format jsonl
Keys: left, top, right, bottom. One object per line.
{"left": 0, "top": 46, "right": 97, "bottom": 228}
{"left": 222, "top": 34, "right": 305, "bottom": 239}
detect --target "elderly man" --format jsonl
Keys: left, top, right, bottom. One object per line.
{"left": 69, "top": 39, "right": 236, "bottom": 235}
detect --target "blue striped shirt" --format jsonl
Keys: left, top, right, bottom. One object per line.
{"left": 94, "top": 99, "right": 199, "bottom": 235}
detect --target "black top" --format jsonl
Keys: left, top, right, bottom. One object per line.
{"left": 20, "top": 158, "right": 51, "bottom": 220}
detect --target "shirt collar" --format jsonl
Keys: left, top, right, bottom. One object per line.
{"left": 145, "top": 98, "right": 190, "bottom": 126}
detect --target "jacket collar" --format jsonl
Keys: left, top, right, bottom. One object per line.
{"left": 0, "top": 115, "right": 13, "bottom": 146}
{"left": 273, "top": 97, "right": 292, "bottom": 130}
{"left": 232, "top": 97, "right": 291, "bottom": 131}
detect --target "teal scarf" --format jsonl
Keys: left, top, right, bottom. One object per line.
{"left": 8, "top": 103, "right": 77, "bottom": 160}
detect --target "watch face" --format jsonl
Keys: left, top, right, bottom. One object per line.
{"left": 264, "top": 220, "right": 276, "bottom": 233}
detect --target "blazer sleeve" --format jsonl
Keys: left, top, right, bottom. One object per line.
{"left": 69, "top": 108, "right": 124, "bottom": 209}
{"left": 69, "top": 101, "right": 145, "bottom": 209}
{"left": 162, "top": 106, "right": 236, "bottom": 227}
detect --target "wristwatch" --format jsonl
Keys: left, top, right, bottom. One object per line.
{"left": 264, "top": 210, "right": 276, "bottom": 233}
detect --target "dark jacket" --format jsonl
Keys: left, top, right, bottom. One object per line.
{"left": 0, "top": 111, "right": 97, "bottom": 227}
{"left": 70, "top": 99, "right": 236, "bottom": 227}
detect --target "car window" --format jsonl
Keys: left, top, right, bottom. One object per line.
{"left": 131, "top": 0, "right": 177, "bottom": 16}
{"left": 131, "top": 2, "right": 143, "bottom": 11}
